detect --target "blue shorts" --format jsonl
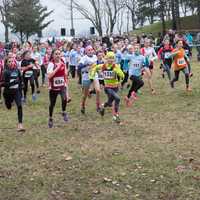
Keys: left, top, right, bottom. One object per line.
{"left": 82, "top": 80, "right": 92, "bottom": 88}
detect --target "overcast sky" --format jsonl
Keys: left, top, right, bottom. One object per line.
{"left": 0, "top": 0, "right": 92, "bottom": 40}
{"left": 40, "top": 0, "right": 92, "bottom": 36}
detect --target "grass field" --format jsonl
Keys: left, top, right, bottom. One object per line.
{"left": 0, "top": 53, "right": 200, "bottom": 200}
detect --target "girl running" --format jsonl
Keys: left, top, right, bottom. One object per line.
{"left": 21, "top": 50, "right": 36, "bottom": 102}
{"left": 90, "top": 52, "right": 124, "bottom": 123}
{"left": 124, "top": 44, "right": 149, "bottom": 107}
{"left": 78, "top": 46, "right": 101, "bottom": 114}
{"left": 170, "top": 40, "right": 191, "bottom": 91}
{"left": 47, "top": 49, "right": 69, "bottom": 128}
{"left": 2, "top": 56, "right": 25, "bottom": 131}
{"left": 158, "top": 39, "right": 174, "bottom": 83}
{"left": 141, "top": 39, "right": 157, "bottom": 94}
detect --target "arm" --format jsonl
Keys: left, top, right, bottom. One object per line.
{"left": 47, "top": 63, "right": 61, "bottom": 80}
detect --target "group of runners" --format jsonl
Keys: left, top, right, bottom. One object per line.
{"left": 0, "top": 30, "right": 196, "bottom": 131}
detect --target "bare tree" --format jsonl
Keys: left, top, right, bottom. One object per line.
{"left": 0, "top": 0, "right": 11, "bottom": 43}
{"left": 116, "top": 8, "right": 124, "bottom": 35}
{"left": 103, "top": 0, "right": 125, "bottom": 35}
{"left": 73, "top": 0, "right": 103, "bottom": 36}
{"left": 125, "top": 0, "right": 138, "bottom": 30}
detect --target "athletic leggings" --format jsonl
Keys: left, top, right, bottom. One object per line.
{"left": 127, "top": 76, "right": 144, "bottom": 98}
{"left": 33, "top": 69, "right": 40, "bottom": 89}
{"left": 121, "top": 71, "right": 129, "bottom": 87}
{"left": 41, "top": 65, "right": 46, "bottom": 84}
{"left": 163, "top": 62, "right": 172, "bottom": 81}
{"left": 49, "top": 88, "right": 67, "bottom": 118}
{"left": 23, "top": 76, "right": 35, "bottom": 98}
{"left": 104, "top": 87, "right": 120, "bottom": 114}
{"left": 171, "top": 67, "right": 189, "bottom": 86}
{"left": 3, "top": 89, "right": 23, "bottom": 123}
{"left": 69, "top": 65, "right": 76, "bottom": 78}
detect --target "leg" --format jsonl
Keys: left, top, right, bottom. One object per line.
{"left": 23, "top": 77, "right": 28, "bottom": 99}
{"left": 93, "top": 79, "right": 101, "bottom": 110}
{"left": 182, "top": 67, "right": 190, "bottom": 90}
{"left": 104, "top": 88, "right": 115, "bottom": 108}
{"left": 49, "top": 90, "right": 58, "bottom": 119}
{"left": 41, "top": 65, "right": 46, "bottom": 85}
{"left": 163, "top": 63, "right": 171, "bottom": 81}
{"left": 171, "top": 70, "right": 180, "bottom": 88}
{"left": 14, "top": 90, "right": 23, "bottom": 124}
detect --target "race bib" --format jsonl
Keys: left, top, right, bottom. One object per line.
{"left": 24, "top": 70, "right": 33, "bottom": 78}
{"left": 103, "top": 71, "right": 116, "bottom": 80}
{"left": 177, "top": 58, "right": 186, "bottom": 66}
{"left": 164, "top": 52, "right": 171, "bottom": 59}
{"left": 9, "top": 79, "right": 19, "bottom": 89}
{"left": 53, "top": 77, "right": 65, "bottom": 87}
{"left": 133, "top": 63, "right": 140, "bottom": 68}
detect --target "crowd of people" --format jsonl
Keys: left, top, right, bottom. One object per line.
{"left": 0, "top": 30, "right": 199, "bottom": 131}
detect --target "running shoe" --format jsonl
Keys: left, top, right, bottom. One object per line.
{"left": 99, "top": 107, "right": 105, "bottom": 117}
{"left": 113, "top": 115, "right": 121, "bottom": 124}
{"left": 21, "top": 97, "right": 26, "bottom": 103}
{"left": 48, "top": 118, "right": 53, "bottom": 128}
{"left": 17, "top": 124, "right": 25, "bottom": 132}
{"left": 186, "top": 87, "right": 192, "bottom": 92}
{"left": 81, "top": 107, "right": 85, "bottom": 114}
{"left": 32, "top": 94, "right": 37, "bottom": 102}
{"left": 170, "top": 81, "right": 174, "bottom": 88}
{"left": 62, "top": 112, "right": 69, "bottom": 122}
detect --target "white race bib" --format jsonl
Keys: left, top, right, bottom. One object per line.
{"left": 177, "top": 58, "right": 186, "bottom": 66}
{"left": 24, "top": 70, "right": 33, "bottom": 78}
{"left": 133, "top": 62, "right": 141, "bottom": 68}
{"left": 103, "top": 71, "right": 116, "bottom": 80}
{"left": 9, "top": 79, "right": 19, "bottom": 89}
{"left": 53, "top": 77, "right": 65, "bottom": 87}
{"left": 164, "top": 52, "right": 171, "bottom": 59}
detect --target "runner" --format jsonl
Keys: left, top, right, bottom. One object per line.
{"left": 0, "top": 57, "right": 4, "bottom": 104}
{"left": 90, "top": 51, "right": 124, "bottom": 123}
{"left": 158, "top": 39, "right": 173, "bottom": 83}
{"left": 124, "top": 44, "right": 149, "bottom": 107}
{"left": 170, "top": 40, "right": 191, "bottom": 91}
{"left": 32, "top": 45, "right": 42, "bottom": 94}
{"left": 141, "top": 38, "right": 157, "bottom": 94}
{"left": 2, "top": 56, "right": 25, "bottom": 131}
{"left": 21, "top": 50, "right": 36, "bottom": 102}
{"left": 47, "top": 49, "right": 69, "bottom": 128}
{"left": 78, "top": 45, "right": 101, "bottom": 114}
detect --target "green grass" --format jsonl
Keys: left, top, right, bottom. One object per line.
{"left": 1, "top": 53, "right": 200, "bottom": 200}
{"left": 132, "top": 15, "right": 199, "bottom": 36}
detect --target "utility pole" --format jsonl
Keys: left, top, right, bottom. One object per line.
{"left": 70, "top": 0, "right": 75, "bottom": 36}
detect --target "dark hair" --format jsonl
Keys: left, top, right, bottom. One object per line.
{"left": 49, "top": 48, "right": 61, "bottom": 62}
{"left": 22, "top": 50, "right": 30, "bottom": 59}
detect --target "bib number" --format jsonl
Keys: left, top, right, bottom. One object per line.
{"left": 103, "top": 71, "right": 116, "bottom": 80}
{"left": 53, "top": 77, "right": 65, "bottom": 87}
{"left": 9, "top": 79, "right": 19, "bottom": 89}
{"left": 177, "top": 58, "right": 186, "bottom": 66}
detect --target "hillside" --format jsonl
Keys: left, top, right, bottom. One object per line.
{"left": 132, "top": 15, "right": 199, "bottom": 36}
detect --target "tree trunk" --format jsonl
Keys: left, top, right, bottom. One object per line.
{"left": 131, "top": 11, "right": 136, "bottom": 30}
{"left": 20, "top": 31, "right": 23, "bottom": 43}
{"left": 171, "top": 0, "right": 176, "bottom": 30}
{"left": 175, "top": 0, "right": 181, "bottom": 30}
{"left": 4, "top": 24, "right": 9, "bottom": 43}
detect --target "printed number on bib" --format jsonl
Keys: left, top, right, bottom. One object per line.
{"left": 25, "top": 70, "right": 33, "bottom": 78}
{"left": 164, "top": 52, "right": 171, "bottom": 59}
{"left": 133, "top": 63, "right": 140, "bottom": 68}
{"left": 53, "top": 77, "right": 65, "bottom": 87}
{"left": 177, "top": 58, "right": 186, "bottom": 66}
{"left": 103, "top": 71, "right": 116, "bottom": 80}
